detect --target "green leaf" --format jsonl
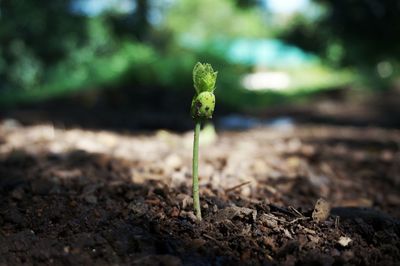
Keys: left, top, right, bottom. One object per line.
{"left": 193, "top": 62, "right": 218, "bottom": 94}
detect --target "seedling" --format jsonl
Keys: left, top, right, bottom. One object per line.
{"left": 190, "top": 62, "right": 218, "bottom": 221}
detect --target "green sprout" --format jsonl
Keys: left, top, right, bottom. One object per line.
{"left": 190, "top": 62, "right": 218, "bottom": 221}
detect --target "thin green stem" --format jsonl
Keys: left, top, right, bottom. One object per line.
{"left": 192, "top": 120, "right": 202, "bottom": 221}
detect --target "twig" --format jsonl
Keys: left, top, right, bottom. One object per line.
{"left": 203, "top": 233, "right": 217, "bottom": 241}
{"left": 335, "top": 216, "right": 340, "bottom": 230}
{"left": 288, "top": 217, "right": 309, "bottom": 224}
{"left": 224, "top": 181, "right": 252, "bottom": 193}
{"left": 289, "top": 206, "right": 304, "bottom": 217}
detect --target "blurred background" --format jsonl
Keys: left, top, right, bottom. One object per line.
{"left": 1, "top": 0, "right": 400, "bottom": 130}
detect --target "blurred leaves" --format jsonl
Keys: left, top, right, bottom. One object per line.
{"left": 7, "top": 40, "right": 43, "bottom": 89}
{"left": 1, "top": 0, "right": 394, "bottom": 109}
{"left": 281, "top": 0, "right": 400, "bottom": 85}
{"left": 0, "top": 0, "right": 265, "bottom": 106}
{"left": 164, "top": 0, "right": 268, "bottom": 41}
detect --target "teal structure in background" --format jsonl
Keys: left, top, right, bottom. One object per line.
{"left": 226, "top": 38, "right": 318, "bottom": 68}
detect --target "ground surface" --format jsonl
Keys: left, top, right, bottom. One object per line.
{"left": 0, "top": 120, "right": 400, "bottom": 265}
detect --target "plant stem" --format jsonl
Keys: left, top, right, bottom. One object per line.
{"left": 192, "top": 120, "right": 202, "bottom": 221}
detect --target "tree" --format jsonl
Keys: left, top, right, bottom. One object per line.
{"left": 283, "top": 0, "right": 400, "bottom": 68}
{"left": 0, "top": 0, "right": 86, "bottom": 90}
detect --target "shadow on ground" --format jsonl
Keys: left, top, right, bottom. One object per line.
{"left": 0, "top": 147, "right": 399, "bottom": 265}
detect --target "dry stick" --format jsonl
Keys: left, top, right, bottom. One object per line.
{"left": 289, "top": 206, "right": 304, "bottom": 217}
{"left": 288, "top": 217, "right": 309, "bottom": 224}
{"left": 224, "top": 181, "right": 252, "bottom": 193}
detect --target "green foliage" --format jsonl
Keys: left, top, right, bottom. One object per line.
{"left": 0, "top": 0, "right": 85, "bottom": 91}
{"left": 0, "top": 0, "right": 275, "bottom": 109}
{"left": 193, "top": 62, "right": 218, "bottom": 94}
{"left": 0, "top": 41, "right": 156, "bottom": 105}
{"left": 0, "top": 0, "right": 159, "bottom": 105}
{"left": 0, "top": 0, "right": 361, "bottom": 110}
{"left": 281, "top": 0, "right": 400, "bottom": 86}
{"left": 6, "top": 41, "right": 43, "bottom": 90}
{"left": 312, "top": 0, "right": 400, "bottom": 65}
{"left": 164, "top": 0, "right": 268, "bottom": 41}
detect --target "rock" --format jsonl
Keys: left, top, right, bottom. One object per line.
{"left": 312, "top": 198, "right": 331, "bottom": 222}
{"left": 338, "top": 236, "right": 352, "bottom": 247}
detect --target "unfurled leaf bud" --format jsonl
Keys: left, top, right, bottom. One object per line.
{"left": 193, "top": 62, "right": 218, "bottom": 94}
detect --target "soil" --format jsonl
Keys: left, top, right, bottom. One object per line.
{"left": 0, "top": 120, "right": 400, "bottom": 265}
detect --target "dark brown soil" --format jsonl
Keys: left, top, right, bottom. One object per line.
{"left": 1, "top": 121, "right": 400, "bottom": 265}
